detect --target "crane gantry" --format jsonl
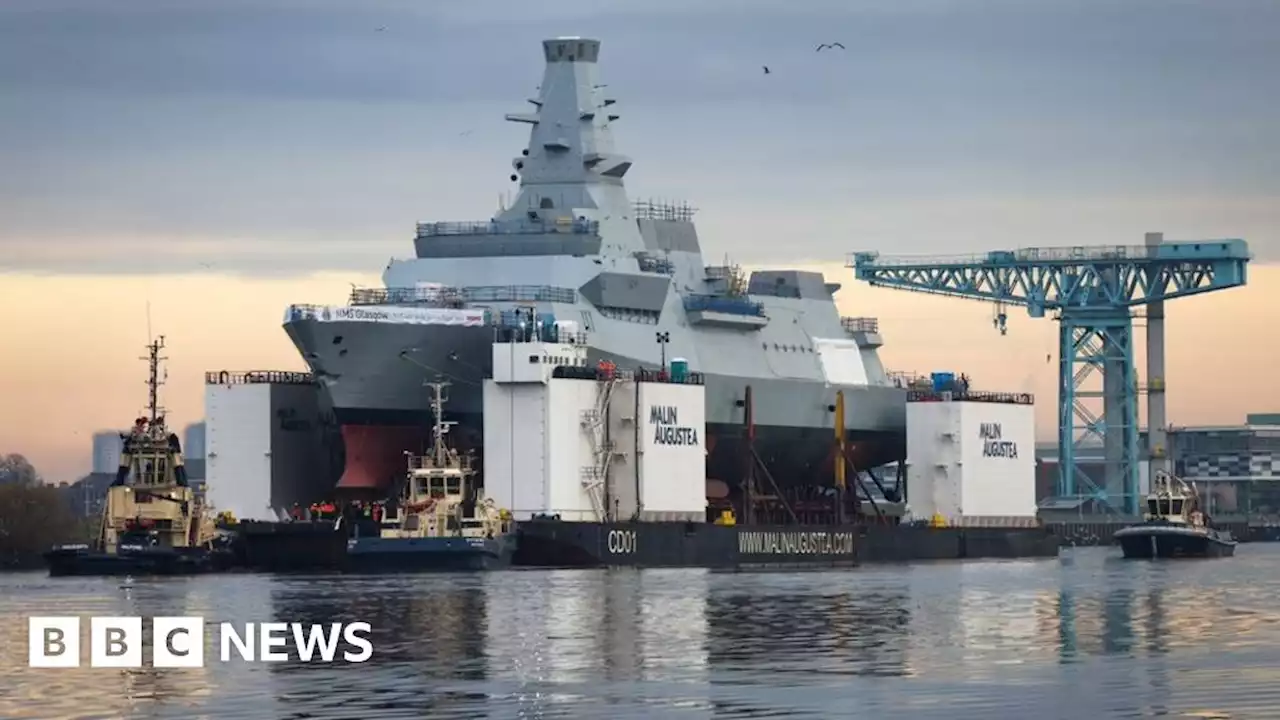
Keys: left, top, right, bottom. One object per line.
{"left": 850, "top": 233, "right": 1250, "bottom": 515}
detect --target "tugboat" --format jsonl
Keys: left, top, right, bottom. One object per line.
{"left": 44, "top": 337, "right": 233, "bottom": 577}
{"left": 1114, "top": 470, "right": 1236, "bottom": 559}
{"left": 344, "top": 380, "right": 516, "bottom": 571}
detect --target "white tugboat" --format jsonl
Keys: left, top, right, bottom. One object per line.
{"left": 1114, "top": 470, "right": 1236, "bottom": 559}
{"left": 45, "top": 337, "right": 230, "bottom": 576}
{"left": 344, "top": 380, "right": 515, "bottom": 571}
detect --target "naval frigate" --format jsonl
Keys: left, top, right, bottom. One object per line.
{"left": 284, "top": 36, "right": 907, "bottom": 498}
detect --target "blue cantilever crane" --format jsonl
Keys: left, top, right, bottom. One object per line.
{"left": 849, "top": 233, "right": 1250, "bottom": 515}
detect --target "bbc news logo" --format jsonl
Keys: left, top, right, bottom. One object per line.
{"left": 29, "top": 617, "right": 373, "bottom": 668}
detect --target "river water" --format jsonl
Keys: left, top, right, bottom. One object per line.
{"left": 2, "top": 545, "right": 1279, "bottom": 719}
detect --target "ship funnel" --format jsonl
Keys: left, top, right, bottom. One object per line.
{"left": 502, "top": 37, "right": 633, "bottom": 201}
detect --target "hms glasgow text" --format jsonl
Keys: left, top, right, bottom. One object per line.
{"left": 738, "top": 532, "right": 854, "bottom": 555}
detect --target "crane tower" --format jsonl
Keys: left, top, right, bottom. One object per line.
{"left": 850, "top": 234, "right": 1249, "bottom": 515}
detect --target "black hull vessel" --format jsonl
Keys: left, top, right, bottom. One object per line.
{"left": 345, "top": 534, "right": 516, "bottom": 572}
{"left": 236, "top": 520, "right": 347, "bottom": 572}
{"left": 1115, "top": 524, "right": 1236, "bottom": 559}
{"left": 514, "top": 520, "right": 856, "bottom": 569}
{"left": 513, "top": 519, "right": 1060, "bottom": 568}
{"left": 1114, "top": 470, "right": 1236, "bottom": 560}
{"left": 229, "top": 517, "right": 1061, "bottom": 571}
{"left": 45, "top": 544, "right": 237, "bottom": 577}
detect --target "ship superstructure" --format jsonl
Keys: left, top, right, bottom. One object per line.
{"left": 284, "top": 37, "right": 906, "bottom": 506}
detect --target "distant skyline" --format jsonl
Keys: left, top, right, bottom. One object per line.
{"left": 0, "top": 0, "right": 1276, "bottom": 482}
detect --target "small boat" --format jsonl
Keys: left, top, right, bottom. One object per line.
{"left": 1114, "top": 470, "right": 1236, "bottom": 559}
{"left": 344, "top": 380, "right": 516, "bottom": 572}
{"left": 45, "top": 337, "right": 236, "bottom": 577}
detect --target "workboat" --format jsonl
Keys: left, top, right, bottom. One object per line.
{"left": 344, "top": 381, "right": 516, "bottom": 571}
{"left": 45, "top": 338, "right": 235, "bottom": 577}
{"left": 1114, "top": 470, "right": 1236, "bottom": 559}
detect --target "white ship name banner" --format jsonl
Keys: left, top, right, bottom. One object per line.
{"left": 319, "top": 306, "right": 485, "bottom": 326}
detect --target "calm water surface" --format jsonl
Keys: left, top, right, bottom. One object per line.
{"left": 3, "top": 545, "right": 1280, "bottom": 719}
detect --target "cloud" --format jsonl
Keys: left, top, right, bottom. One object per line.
{"left": 0, "top": 236, "right": 403, "bottom": 277}
{"left": 0, "top": 0, "right": 1276, "bottom": 274}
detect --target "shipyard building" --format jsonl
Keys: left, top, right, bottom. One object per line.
{"left": 1034, "top": 441, "right": 1152, "bottom": 512}
{"left": 1034, "top": 412, "right": 1280, "bottom": 515}
{"left": 1168, "top": 414, "right": 1280, "bottom": 514}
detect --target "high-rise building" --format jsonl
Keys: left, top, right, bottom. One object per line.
{"left": 183, "top": 422, "right": 207, "bottom": 482}
{"left": 90, "top": 430, "right": 126, "bottom": 474}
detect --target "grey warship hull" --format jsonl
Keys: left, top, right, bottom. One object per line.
{"left": 284, "top": 36, "right": 908, "bottom": 497}
{"left": 286, "top": 318, "right": 906, "bottom": 493}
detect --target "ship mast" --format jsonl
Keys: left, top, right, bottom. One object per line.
{"left": 427, "top": 378, "right": 455, "bottom": 466}
{"left": 143, "top": 336, "right": 167, "bottom": 425}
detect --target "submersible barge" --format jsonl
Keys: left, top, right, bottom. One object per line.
{"left": 229, "top": 330, "right": 1058, "bottom": 572}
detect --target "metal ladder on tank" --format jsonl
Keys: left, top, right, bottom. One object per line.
{"left": 579, "top": 376, "right": 619, "bottom": 521}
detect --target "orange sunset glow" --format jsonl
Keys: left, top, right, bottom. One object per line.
{"left": 2, "top": 263, "right": 1276, "bottom": 484}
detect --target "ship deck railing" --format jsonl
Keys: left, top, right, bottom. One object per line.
{"left": 907, "top": 390, "right": 1035, "bottom": 405}
{"left": 632, "top": 199, "right": 697, "bottom": 222}
{"left": 520, "top": 509, "right": 611, "bottom": 522}
{"left": 405, "top": 457, "right": 473, "bottom": 475}
{"left": 682, "top": 294, "right": 766, "bottom": 317}
{"left": 850, "top": 240, "right": 1247, "bottom": 268}
{"left": 205, "top": 370, "right": 315, "bottom": 385}
{"left": 348, "top": 285, "right": 578, "bottom": 307}
{"left": 841, "top": 317, "right": 879, "bottom": 334}
{"left": 634, "top": 252, "right": 675, "bottom": 275}
{"left": 494, "top": 329, "right": 591, "bottom": 346}
{"left": 914, "top": 515, "right": 1043, "bottom": 528}
{"left": 416, "top": 218, "right": 599, "bottom": 237}
{"left": 551, "top": 364, "right": 706, "bottom": 386}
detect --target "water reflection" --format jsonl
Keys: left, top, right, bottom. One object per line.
{"left": 707, "top": 581, "right": 911, "bottom": 679}
{"left": 0, "top": 576, "right": 243, "bottom": 720}
{"left": 5, "top": 548, "right": 1280, "bottom": 717}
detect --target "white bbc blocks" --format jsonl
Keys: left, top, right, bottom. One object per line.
{"left": 29, "top": 616, "right": 204, "bottom": 668}
{"left": 89, "top": 617, "right": 142, "bottom": 668}
{"left": 153, "top": 617, "right": 205, "bottom": 667}
{"left": 28, "top": 616, "right": 80, "bottom": 668}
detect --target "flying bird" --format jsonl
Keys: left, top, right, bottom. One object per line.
{"left": 815, "top": 42, "right": 846, "bottom": 51}
{"left": 375, "top": 26, "right": 386, "bottom": 32}
{"left": 762, "top": 65, "right": 771, "bottom": 74}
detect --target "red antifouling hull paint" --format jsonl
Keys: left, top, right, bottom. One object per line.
{"left": 337, "top": 425, "right": 425, "bottom": 492}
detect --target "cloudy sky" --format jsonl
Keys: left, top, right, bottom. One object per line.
{"left": 0, "top": 0, "right": 1276, "bottom": 481}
